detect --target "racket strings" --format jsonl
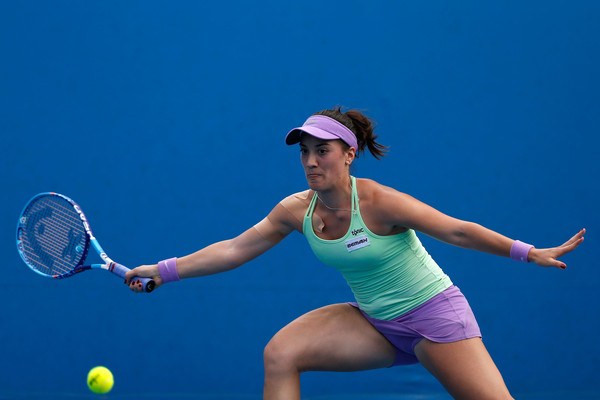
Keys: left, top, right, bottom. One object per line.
{"left": 19, "top": 195, "right": 88, "bottom": 276}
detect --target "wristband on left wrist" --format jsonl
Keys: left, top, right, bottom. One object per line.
{"left": 510, "top": 240, "right": 534, "bottom": 263}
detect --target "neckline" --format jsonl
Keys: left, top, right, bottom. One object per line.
{"left": 305, "top": 177, "right": 413, "bottom": 243}
{"left": 306, "top": 176, "right": 359, "bottom": 242}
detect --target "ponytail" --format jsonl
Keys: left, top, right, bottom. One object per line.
{"left": 313, "top": 106, "right": 388, "bottom": 159}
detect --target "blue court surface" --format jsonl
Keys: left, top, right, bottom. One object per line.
{"left": 1, "top": 393, "right": 600, "bottom": 399}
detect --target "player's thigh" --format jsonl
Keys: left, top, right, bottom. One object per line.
{"left": 414, "top": 338, "right": 513, "bottom": 400}
{"left": 264, "top": 303, "right": 396, "bottom": 372}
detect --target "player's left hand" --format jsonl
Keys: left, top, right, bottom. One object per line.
{"left": 528, "top": 229, "right": 585, "bottom": 269}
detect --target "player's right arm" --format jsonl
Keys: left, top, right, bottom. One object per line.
{"left": 177, "top": 211, "right": 292, "bottom": 279}
{"left": 125, "top": 191, "right": 310, "bottom": 289}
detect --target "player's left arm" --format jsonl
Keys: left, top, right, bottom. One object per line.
{"left": 374, "top": 185, "right": 585, "bottom": 269}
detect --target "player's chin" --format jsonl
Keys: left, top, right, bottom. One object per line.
{"left": 305, "top": 174, "right": 326, "bottom": 190}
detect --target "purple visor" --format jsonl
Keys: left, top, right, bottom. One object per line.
{"left": 285, "top": 115, "right": 358, "bottom": 150}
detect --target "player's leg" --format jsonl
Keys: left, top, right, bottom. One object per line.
{"left": 414, "top": 337, "right": 514, "bottom": 400}
{"left": 263, "top": 303, "right": 396, "bottom": 400}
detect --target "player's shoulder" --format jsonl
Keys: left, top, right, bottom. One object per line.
{"left": 269, "top": 189, "right": 313, "bottom": 232}
{"left": 280, "top": 189, "right": 313, "bottom": 210}
{"left": 356, "top": 177, "right": 404, "bottom": 198}
{"left": 355, "top": 177, "right": 411, "bottom": 209}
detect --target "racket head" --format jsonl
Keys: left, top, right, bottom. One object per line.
{"left": 16, "top": 192, "right": 91, "bottom": 278}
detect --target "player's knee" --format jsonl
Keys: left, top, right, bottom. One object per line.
{"left": 263, "top": 335, "right": 301, "bottom": 375}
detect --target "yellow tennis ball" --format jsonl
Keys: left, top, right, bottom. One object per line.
{"left": 87, "top": 366, "right": 114, "bottom": 394}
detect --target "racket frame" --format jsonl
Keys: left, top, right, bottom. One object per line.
{"left": 16, "top": 192, "right": 155, "bottom": 292}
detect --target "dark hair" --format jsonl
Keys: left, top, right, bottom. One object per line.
{"left": 312, "top": 106, "right": 388, "bottom": 159}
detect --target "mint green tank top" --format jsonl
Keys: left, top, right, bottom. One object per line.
{"left": 303, "top": 176, "right": 452, "bottom": 320}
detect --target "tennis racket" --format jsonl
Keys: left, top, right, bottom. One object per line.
{"left": 16, "top": 192, "right": 155, "bottom": 292}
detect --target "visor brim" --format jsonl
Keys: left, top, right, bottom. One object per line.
{"left": 285, "top": 126, "right": 340, "bottom": 145}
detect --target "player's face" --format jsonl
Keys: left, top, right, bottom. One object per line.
{"left": 299, "top": 135, "right": 354, "bottom": 191}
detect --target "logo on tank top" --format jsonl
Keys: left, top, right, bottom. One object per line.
{"left": 345, "top": 234, "right": 370, "bottom": 252}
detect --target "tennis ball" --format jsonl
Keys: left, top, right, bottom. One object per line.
{"left": 87, "top": 366, "right": 114, "bottom": 394}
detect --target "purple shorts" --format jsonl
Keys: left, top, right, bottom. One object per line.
{"left": 349, "top": 285, "right": 481, "bottom": 366}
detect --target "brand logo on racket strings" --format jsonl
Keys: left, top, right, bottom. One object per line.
{"left": 345, "top": 235, "right": 370, "bottom": 252}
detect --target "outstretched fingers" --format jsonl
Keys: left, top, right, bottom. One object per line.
{"left": 558, "top": 229, "right": 586, "bottom": 255}
{"left": 529, "top": 229, "right": 585, "bottom": 270}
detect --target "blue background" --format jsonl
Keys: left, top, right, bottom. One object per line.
{"left": 1, "top": 1, "right": 598, "bottom": 398}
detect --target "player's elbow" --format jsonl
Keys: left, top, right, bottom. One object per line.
{"left": 224, "top": 241, "right": 247, "bottom": 270}
{"left": 222, "top": 236, "right": 262, "bottom": 270}
{"left": 452, "top": 221, "right": 482, "bottom": 249}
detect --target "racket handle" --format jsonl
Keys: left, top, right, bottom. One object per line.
{"left": 110, "top": 263, "right": 156, "bottom": 293}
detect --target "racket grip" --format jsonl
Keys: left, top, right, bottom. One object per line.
{"left": 111, "top": 263, "right": 156, "bottom": 293}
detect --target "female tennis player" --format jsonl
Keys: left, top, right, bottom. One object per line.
{"left": 126, "top": 107, "right": 584, "bottom": 399}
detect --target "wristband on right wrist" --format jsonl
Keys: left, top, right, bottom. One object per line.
{"left": 510, "top": 240, "right": 534, "bottom": 263}
{"left": 158, "top": 257, "right": 180, "bottom": 283}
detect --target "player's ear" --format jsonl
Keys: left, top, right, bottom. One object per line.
{"left": 345, "top": 147, "right": 356, "bottom": 165}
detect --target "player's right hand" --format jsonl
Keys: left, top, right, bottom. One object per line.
{"left": 125, "top": 264, "right": 163, "bottom": 293}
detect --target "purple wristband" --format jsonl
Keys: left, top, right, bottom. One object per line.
{"left": 158, "top": 257, "right": 180, "bottom": 283}
{"left": 510, "top": 240, "right": 534, "bottom": 263}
